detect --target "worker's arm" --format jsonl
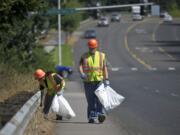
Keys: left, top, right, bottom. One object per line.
{"left": 48, "top": 73, "right": 65, "bottom": 93}
{"left": 79, "top": 57, "right": 84, "bottom": 74}
{"left": 79, "top": 56, "right": 87, "bottom": 79}
{"left": 48, "top": 73, "right": 58, "bottom": 91}
{"left": 103, "top": 55, "right": 110, "bottom": 86}
{"left": 39, "top": 85, "right": 44, "bottom": 107}
{"left": 56, "top": 78, "right": 65, "bottom": 91}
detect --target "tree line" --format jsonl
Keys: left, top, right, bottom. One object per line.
{"left": 0, "top": 0, "right": 179, "bottom": 72}
{"left": 0, "top": 0, "right": 83, "bottom": 72}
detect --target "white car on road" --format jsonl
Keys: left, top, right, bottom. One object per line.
{"left": 163, "top": 14, "right": 173, "bottom": 22}
{"left": 132, "top": 14, "right": 143, "bottom": 21}
{"left": 97, "top": 16, "right": 109, "bottom": 27}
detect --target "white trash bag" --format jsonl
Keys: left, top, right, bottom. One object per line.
{"left": 95, "top": 83, "right": 125, "bottom": 111}
{"left": 57, "top": 95, "right": 76, "bottom": 118}
{"left": 51, "top": 95, "right": 59, "bottom": 113}
{"left": 51, "top": 95, "right": 76, "bottom": 118}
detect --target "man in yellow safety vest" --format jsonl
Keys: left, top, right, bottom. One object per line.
{"left": 34, "top": 69, "right": 65, "bottom": 120}
{"left": 79, "top": 39, "right": 110, "bottom": 123}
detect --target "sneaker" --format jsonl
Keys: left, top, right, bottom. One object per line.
{"left": 56, "top": 115, "right": 63, "bottom": 120}
{"left": 44, "top": 114, "right": 48, "bottom": 119}
{"left": 88, "top": 119, "right": 95, "bottom": 123}
{"left": 98, "top": 114, "right": 106, "bottom": 123}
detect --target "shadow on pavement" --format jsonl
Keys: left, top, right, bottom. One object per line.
{"left": 162, "top": 22, "right": 180, "bottom": 27}
{"left": 46, "top": 118, "right": 92, "bottom": 124}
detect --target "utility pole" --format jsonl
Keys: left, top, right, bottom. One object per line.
{"left": 58, "top": 0, "right": 62, "bottom": 65}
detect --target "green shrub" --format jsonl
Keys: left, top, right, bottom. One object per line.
{"left": 51, "top": 44, "right": 73, "bottom": 66}
{"left": 32, "top": 47, "right": 56, "bottom": 72}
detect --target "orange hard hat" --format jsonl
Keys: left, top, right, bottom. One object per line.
{"left": 34, "top": 69, "right": 45, "bottom": 80}
{"left": 88, "top": 39, "right": 98, "bottom": 49}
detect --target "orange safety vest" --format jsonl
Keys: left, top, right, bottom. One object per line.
{"left": 82, "top": 51, "right": 105, "bottom": 81}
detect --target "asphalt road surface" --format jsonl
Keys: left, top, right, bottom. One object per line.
{"left": 72, "top": 15, "right": 180, "bottom": 135}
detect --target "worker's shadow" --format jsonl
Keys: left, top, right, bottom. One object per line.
{"left": 47, "top": 118, "right": 100, "bottom": 124}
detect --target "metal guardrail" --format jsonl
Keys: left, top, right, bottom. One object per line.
{"left": 0, "top": 91, "right": 41, "bottom": 135}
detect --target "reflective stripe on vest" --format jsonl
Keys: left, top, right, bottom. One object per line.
{"left": 82, "top": 51, "right": 104, "bottom": 81}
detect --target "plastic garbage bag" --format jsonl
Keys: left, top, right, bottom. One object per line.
{"left": 51, "top": 95, "right": 59, "bottom": 113}
{"left": 57, "top": 95, "right": 76, "bottom": 118}
{"left": 95, "top": 83, "right": 125, "bottom": 111}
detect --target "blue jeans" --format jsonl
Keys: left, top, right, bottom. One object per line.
{"left": 84, "top": 81, "right": 104, "bottom": 120}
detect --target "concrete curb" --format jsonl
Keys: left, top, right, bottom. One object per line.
{"left": 0, "top": 91, "right": 41, "bottom": 135}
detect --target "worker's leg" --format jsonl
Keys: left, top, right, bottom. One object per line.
{"left": 43, "top": 94, "right": 54, "bottom": 118}
{"left": 84, "top": 82, "right": 97, "bottom": 122}
{"left": 94, "top": 82, "right": 106, "bottom": 123}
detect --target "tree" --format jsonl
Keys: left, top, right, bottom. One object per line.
{"left": 61, "top": 1, "right": 82, "bottom": 34}
{"left": 0, "top": 0, "right": 48, "bottom": 70}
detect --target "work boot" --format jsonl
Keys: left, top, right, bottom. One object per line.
{"left": 98, "top": 114, "right": 106, "bottom": 123}
{"left": 56, "top": 115, "right": 63, "bottom": 120}
{"left": 88, "top": 118, "right": 95, "bottom": 123}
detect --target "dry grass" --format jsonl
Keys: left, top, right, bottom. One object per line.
{"left": 0, "top": 64, "right": 55, "bottom": 134}
{"left": 65, "top": 33, "right": 79, "bottom": 47}
{"left": 0, "top": 64, "right": 37, "bottom": 102}
{"left": 24, "top": 108, "right": 55, "bottom": 135}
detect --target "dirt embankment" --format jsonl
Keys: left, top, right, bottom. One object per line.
{"left": 0, "top": 66, "right": 55, "bottom": 134}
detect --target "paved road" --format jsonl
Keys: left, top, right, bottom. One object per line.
{"left": 70, "top": 15, "right": 180, "bottom": 135}
{"left": 54, "top": 82, "right": 128, "bottom": 135}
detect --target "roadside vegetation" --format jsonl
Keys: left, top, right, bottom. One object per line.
{"left": 52, "top": 45, "right": 73, "bottom": 66}
{"left": 169, "top": 3, "right": 180, "bottom": 17}
{"left": 0, "top": 0, "right": 83, "bottom": 99}
{"left": 151, "top": 0, "right": 180, "bottom": 17}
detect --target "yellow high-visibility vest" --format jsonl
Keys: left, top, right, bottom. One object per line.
{"left": 41, "top": 73, "right": 65, "bottom": 95}
{"left": 82, "top": 51, "right": 105, "bottom": 82}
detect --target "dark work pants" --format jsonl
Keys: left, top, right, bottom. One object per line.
{"left": 43, "top": 94, "right": 54, "bottom": 114}
{"left": 84, "top": 81, "right": 104, "bottom": 120}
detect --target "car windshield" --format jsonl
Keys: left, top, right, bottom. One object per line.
{"left": 86, "top": 30, "right": 95, "bottom": 33}
{"left": 101, "top": 18, "right": 107, "bottom": 21}
{"left": 112, "top": 14, "right": 118, "bottom": 16}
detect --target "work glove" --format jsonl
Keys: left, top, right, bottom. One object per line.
{"left": 104, "top": 79, "right": 110, "bottom": 87}
{"left": 80, "top": 73, "right": 87, "bottom": 80}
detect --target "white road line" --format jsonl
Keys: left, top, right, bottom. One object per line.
{"left": 106, "top": 58, "right": 120, "bottom": 72}
{"left": 155, "top": 89, "right": 160, "bottom": 93}
{"left": 108, "top": 66, "right": 178, "bottom": 72}
{"left": 135, "top": 28, "right": 147, "bottom": 34}
{"left": 168, "top": 67, "right": 176, "bottom": 71}
{"left": 111, "top": 67, "right": 120, "bottom": 71}
{"left": 131, "top": 67, "right": 138, "bottom": 71}
{"left": 150, "top": 67, "right": 157, "bottom": 71}
{"left": 170, "top": 93, "right": 179, "bottom": 97}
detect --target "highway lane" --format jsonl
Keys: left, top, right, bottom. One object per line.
{"left": 111, "top": 71, "right": 180, "bottom": 135}
{"left": 126, "top": 18, "right": 180, "bottom": 71}
{"left": 72, "top": 15, "right": 180, "bottom": 135}
{"left": 155, "top": 20, "right": 180, "bottom": 67}
{"left": 111, "top": 17, "right": 180, "bottom": 135}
